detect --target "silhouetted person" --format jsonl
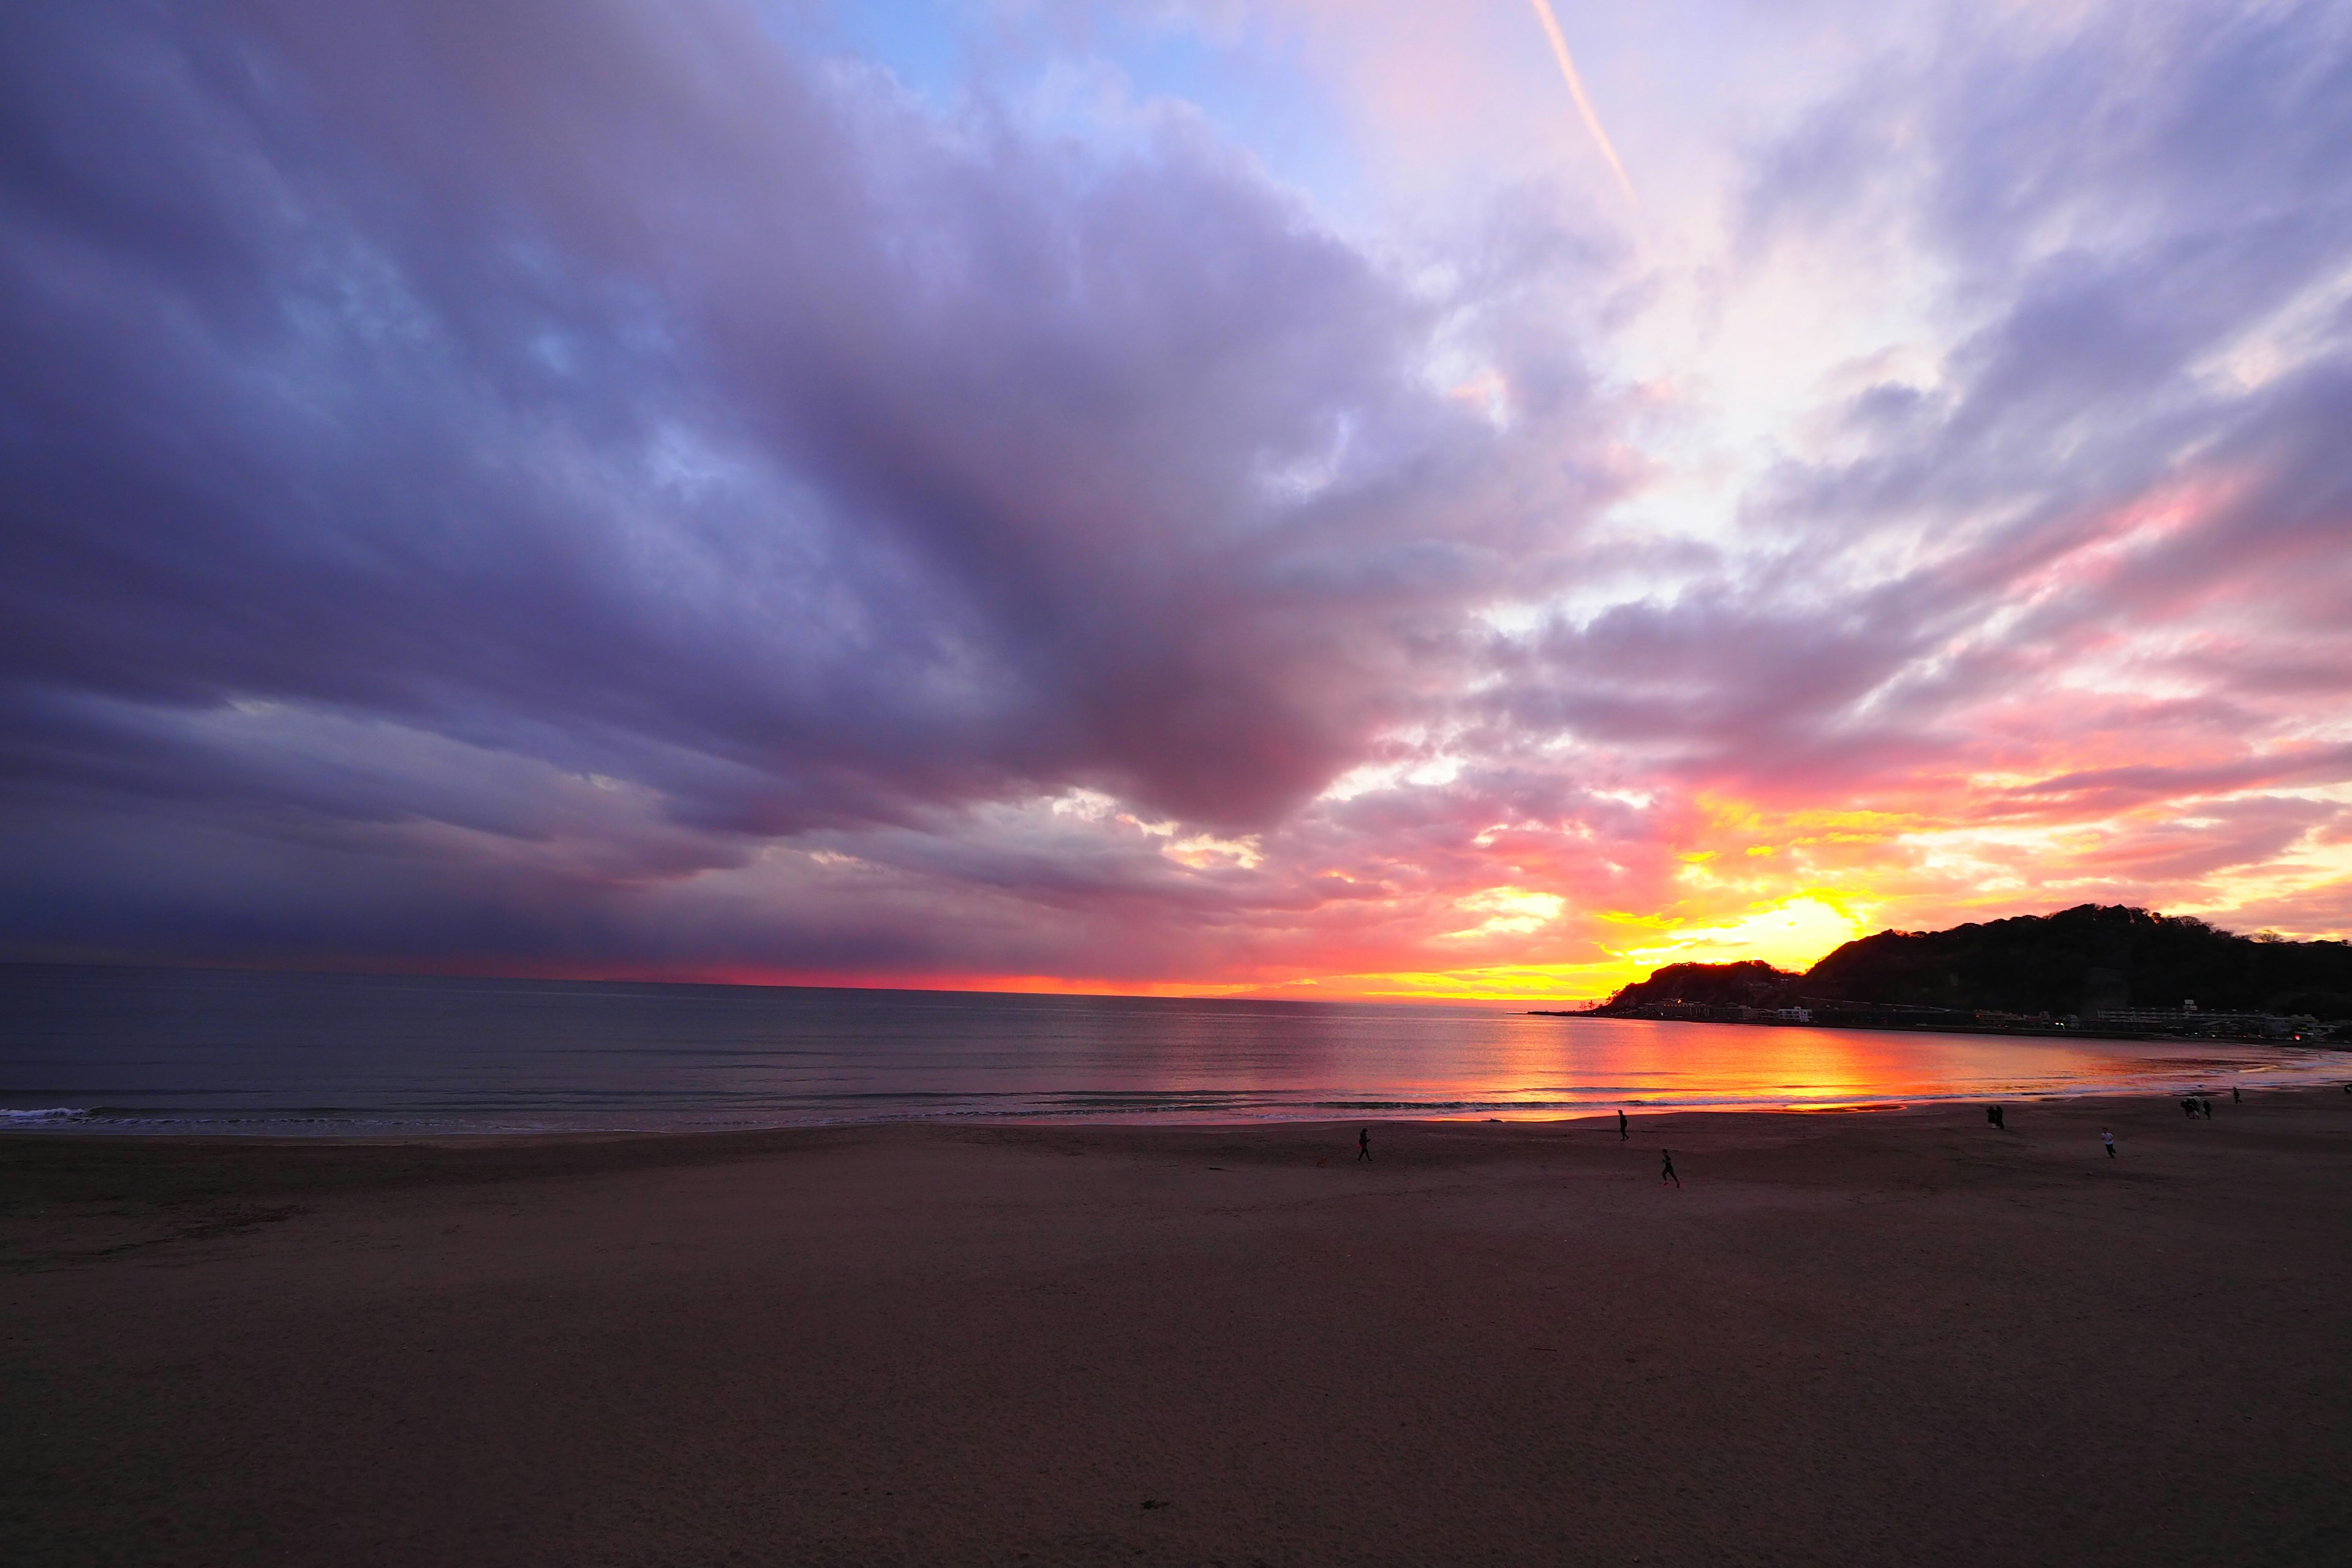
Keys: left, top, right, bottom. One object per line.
{"left": 1660, "top": 1149, "right": 1679, "bottom": 1188}
{"left": 1986, "top": 1105, "right": 2005, "bottom": 1129}
{"left": 2232, "top": 1085, "right": 2241, "bottom": 1104}
{"left": 2102, "top": 1128, "right": 2117, "bottom": 1158}
{"left": 1618, "top": 1109, "right": 1629, "bottom": 1141}
{"left": 2201, "top": 1097, "right": 2214, "bottom": 1118}
{"left": 1356, "top": 1127, "right": 1371, "bottom": 1163}
{"left": 2182, "top": 1097, "right": 2198, "bottom": 1118}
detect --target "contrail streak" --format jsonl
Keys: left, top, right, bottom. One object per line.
{"left": 1525, "top": 0, "right": 1635, "bottom": 205}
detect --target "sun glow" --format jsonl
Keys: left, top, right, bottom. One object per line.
{"left": 1618, "top": 895, "right": 1872, "bottom": 973}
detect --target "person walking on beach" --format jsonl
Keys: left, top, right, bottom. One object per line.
{"left": 2233, "top": 1085, "right": 2241, "bottom": 1104}
{"left": 1356, "top": 1127, "right": 1371, "bottom": 1163}
{"left": 2102, "top": 1128, "right": 2117, "bottom": 1158}
{"left": 1618, "top": 1108, "right": 1629, "bottom": 1142}
{"left": 1660, "top": 1149, "right": 1680, "bottom": 1188}
{"left": 1986, "top": 1104, "right": 2005, "bottom": 1129}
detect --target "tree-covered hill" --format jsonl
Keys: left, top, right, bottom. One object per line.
{"left": 1597, "top": 905, "right": 2352, "bottom": 1020}
{"left": 1598, "top": 959, "right": 1797, "bottom": 1012}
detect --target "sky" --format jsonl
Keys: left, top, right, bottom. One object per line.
{"left": 4, "top": 0, "right": 2350, "bottom": 1001}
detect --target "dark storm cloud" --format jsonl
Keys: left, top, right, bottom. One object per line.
{"left": 0, "top": 0, "right": 1619, "bottom": 965}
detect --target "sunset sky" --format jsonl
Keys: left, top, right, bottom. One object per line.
{"left": 4, "top": 1, "right": 2350, "bottom": 1000}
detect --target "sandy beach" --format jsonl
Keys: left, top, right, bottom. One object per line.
{"left": 6, "top": 1091, "right": 2349, "bottom": 1567}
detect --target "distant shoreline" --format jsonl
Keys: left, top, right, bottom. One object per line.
{"left": 1528, "top": 1008, "right": 2348, "bottom": 1047}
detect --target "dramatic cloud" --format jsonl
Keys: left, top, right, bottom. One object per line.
{"left": 2, "top": 0, "right": 2348, "bottom": 995}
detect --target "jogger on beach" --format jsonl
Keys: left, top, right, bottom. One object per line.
{"left": 1618, "top": 1109, "right": 1628, "bottom": 1141}
{"left": 2102, "top": 1128, "right": 2116, "bottom": 1158}
{"left": 1356, "top": 1127, "right": 1371, "bottom": 1163}
{"left": 1660, "top": 1149, "right": 1679, "bottom": 1188}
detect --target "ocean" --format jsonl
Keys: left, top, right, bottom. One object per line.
{"left": 1, "top": 963, "right": 2342, "bottom": 1135}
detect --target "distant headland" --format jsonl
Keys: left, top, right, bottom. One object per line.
{"left": 1536, "top": 904, "right": 2352, "bottom": 1042}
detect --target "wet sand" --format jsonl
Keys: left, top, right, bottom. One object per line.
{"left": 5, "top": 1090, "right": 2350, "bottom": 1566}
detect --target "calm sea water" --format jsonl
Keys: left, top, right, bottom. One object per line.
{"left": 1, "top": 964, "right": 2343, "bottom": 1136}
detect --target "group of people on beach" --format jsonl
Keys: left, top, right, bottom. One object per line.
{"left": 2179, "top": 1084, "right": 2242, "bottom": 1117}
{"left": 1980, "top": 1082, "right": 2263, "bottom": 1157}
{"left": 1350, "top": 1085, "right": 2305, "bottom": 1183}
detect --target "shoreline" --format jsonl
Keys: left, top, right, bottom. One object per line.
{"left": 9, "top": 1072, "right": 2349, "bottom": 1143}
{"left": 1533, "top": 1008, "right": 2350, "bottom": 1044}
{"left": 2, "top": 1087, "right": 2336, "bottom": 1178}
